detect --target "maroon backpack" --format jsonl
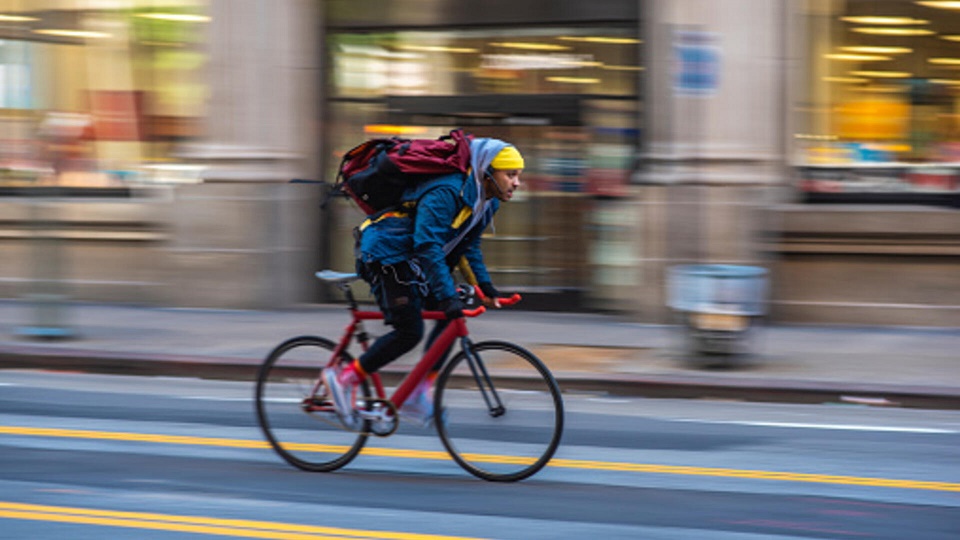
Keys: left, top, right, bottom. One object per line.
{"left": 334, "top": 129, "right": 473, "bottom": 214}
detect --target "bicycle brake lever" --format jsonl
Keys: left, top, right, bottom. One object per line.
{"left": 498, "top": 294, "right": 522, "bottom": 306}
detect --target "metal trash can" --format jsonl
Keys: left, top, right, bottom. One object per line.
{"left": 667, "top": 264, "right": 768, "bottom": 357}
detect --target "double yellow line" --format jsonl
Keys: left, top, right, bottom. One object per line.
{"left": 2, "top": 425, "right": 959, "bottom": 493}
{"left": 0, "top": 502, "right": 479, "bottom": 539}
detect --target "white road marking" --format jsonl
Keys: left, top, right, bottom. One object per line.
{"left": 670, "top": 418, "right": 957, "bottom": 434}
{"left": 178, "top": 396, "right": 253, "bottom": 402}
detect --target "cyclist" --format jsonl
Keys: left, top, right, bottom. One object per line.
{"left": 323, "top": 138, "right": 524, "bottom": 428}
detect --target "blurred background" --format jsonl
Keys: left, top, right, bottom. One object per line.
{"left": 0, "top": 0, "right": 957, "bottom": 326}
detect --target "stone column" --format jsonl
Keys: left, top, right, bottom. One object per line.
{"left": 167, "top": 0, "right": 323, "bottom": 308}
{"left": 634, "top": 0, "right": 792, "bottom": 322}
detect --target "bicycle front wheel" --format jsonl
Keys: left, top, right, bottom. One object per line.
{"left": 255, "top": 336, "right": 370, "bottom": 472}
{"left": 435, "top": 340, "right": 564, "bottom": 482}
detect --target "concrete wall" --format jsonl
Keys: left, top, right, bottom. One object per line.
{"left": 0, "top": 191, "right": 167, "bottom": 304}
{"left": 767, "top": 205, "right": 960, "bottom": 326}
{"left": 637, "top": 0, "right": 789, "bottom": 323}
{"left": 163, "top": 182, "right": 322, "bottom": 308}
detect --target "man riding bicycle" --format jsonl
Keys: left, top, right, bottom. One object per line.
{"left": 323, "top": 138, "right": 524, "bottom": 429}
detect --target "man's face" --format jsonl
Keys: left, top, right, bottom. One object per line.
{"left": 488, "top": 168, "right": 522, "bottom": 201}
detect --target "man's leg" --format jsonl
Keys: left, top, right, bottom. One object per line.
{"left": 324, "top": 263, "right": 423, "bottom": 426}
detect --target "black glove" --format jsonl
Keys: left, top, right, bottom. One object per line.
{"left": 478, "top": 282, "right": 499, "bottom": 300}
{"left": 439, "top": 295, "right": 466, "bottom": 319}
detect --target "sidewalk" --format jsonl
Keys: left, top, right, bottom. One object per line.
{"left": 1, "top": 299, "right": 959, "bottom": 409}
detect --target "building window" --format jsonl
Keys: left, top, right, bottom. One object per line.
{"left": 796, "top": 0, "right": 960, "bottom": 202}
{"left": 329, "top": 27, "right": 640, "bottom": 98}
{"left": 0, "top": 2, "right": 209, "bottom": 189}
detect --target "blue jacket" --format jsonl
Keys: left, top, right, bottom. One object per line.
{"left": 356, "top": 172, "right": 500, "bottom": 302}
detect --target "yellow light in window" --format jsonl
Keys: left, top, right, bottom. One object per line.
{"left": 557, "top": 36, "right": 642, "bottom": 44}
{"left": 823, "top": 76, "right": 868, "bottom": 83}
{"left": 602, "top": 65, "right": 645, "bottom": 71}
{"left": 0, "top": 14, "right": 38, "bottom": 22}
{"left": 841, "top": 46, "right": 912, "bottom": 54}
{"left": 942, "top": 35, "right": 960, "bottom": 41}
{"left": 546, "top": 76, "right": 601, "bottom": 84}
{"left": 136, "top": 13, "right": 211, "bottom": 23}
{"left": 915, "top": 1, "right": 960, "bottom": 9}
{"left": 397, "top": 45, "right": 478, "bottom": 54}
{"left": 929, "top": 57, "right": 960, "bottom": 65}
{"left": 931, "top": 78, "right": 960, "bottom": 85}
{"left": 33, "top": 29, "right": 111, "bottom": 39}
{"left": 490, "top": 42, "right": 570, "bottom": 51}
{"left": 852, "top": 27, "right": 935, "bottom": 36}
{"left": 841, "top": 16, "right": 929, "bottom": 25}
{"left": 825, "top": 53, "right": 892, "bottom": 61}
{"left": 851, "top": 70, "right": 912, "bottom": 78}
{"left": 860, "top": 85, "right": 906, "bottom": 93}
{"left": 364, "top": 125, "right": 429, "bottom": 136}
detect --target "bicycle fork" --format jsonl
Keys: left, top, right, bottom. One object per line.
{"left": 460, "top": 337, "right": 505, "bottom": 417}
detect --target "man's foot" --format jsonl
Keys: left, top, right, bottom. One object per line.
{"left": 399, "top": 387, "right": 443, "bottom": 428}
{"left": 398, "top": 389, "right": 431, "bottom": 427}
{"left": 322, "top": 366, "right": 360, "bottom": 430}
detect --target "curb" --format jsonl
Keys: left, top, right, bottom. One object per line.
{"left": 3, "top": 347, "right": 960, "bottom": 411}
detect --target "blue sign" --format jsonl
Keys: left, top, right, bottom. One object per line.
{"left": 674, "top": 31, "right": 720, "bottom": 95}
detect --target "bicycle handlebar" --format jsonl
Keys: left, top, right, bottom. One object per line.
{"left": 422, "top": 306, "right": 486, "bottom": 320}
{"left": 420, "top": 293, "right": 521, "bottom": 320}
{"left": 498, "top": 293, "right": 522, "bottom": 306}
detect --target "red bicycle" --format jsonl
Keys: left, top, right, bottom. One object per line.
{"left": 255, "top": 270, "right": 564, "bottom": 482}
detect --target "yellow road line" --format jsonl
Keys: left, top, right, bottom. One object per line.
{"left": 0, "top": 502, "right": 483, "bottom": 540}
{"left": 2, "top": 425, "right": 959, "bottom": 492}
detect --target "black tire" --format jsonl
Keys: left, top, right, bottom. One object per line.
{"left": 435, "top": 340, "right": 564, "bottom": 482}
{"left": 255, "top": 336, "right": 370, "bottom": 472}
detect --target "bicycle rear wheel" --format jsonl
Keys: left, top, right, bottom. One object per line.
{"left": 255, "top": 336, "right": 370, "bottom": 472}
{"left": 435, "top": 340, "right": 564, "bottom": 482}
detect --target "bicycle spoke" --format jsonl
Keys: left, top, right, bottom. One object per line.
{"left": 435, "top": 340, "right": 564, "bottom": 482}
{"left": 255, "top": 336, "right": 370, "bottom": 472}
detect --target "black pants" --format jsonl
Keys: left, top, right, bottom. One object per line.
{"left": 358, "top": 261, "right": 451, "bottom": 375}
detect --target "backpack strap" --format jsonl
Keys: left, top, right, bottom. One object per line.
{"left": 358, "top": 202, "right": 415, "bottom": 232}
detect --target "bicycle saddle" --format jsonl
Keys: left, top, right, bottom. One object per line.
{"left": 315, "top": 270, "right": 359, "bottom": 284}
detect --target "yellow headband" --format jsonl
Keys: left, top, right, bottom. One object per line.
{"left": 490, "top": 146, "right": 524, "bottom": 170}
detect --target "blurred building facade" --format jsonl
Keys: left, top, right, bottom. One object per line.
{"left": 0, "top": 0, "right": 957, "bottom": 326}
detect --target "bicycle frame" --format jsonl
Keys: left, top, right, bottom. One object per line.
{"left": 327, "top": 307, "right": 476, "bottom": 411}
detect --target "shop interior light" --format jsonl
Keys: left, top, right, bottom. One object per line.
{"left": 546, "top": 76, "right": 600, "bottom": 84}
{"left": 136, "top": 13, "right": 211, "bottom": 23}
{"left": 841, "top": 16, "right": 929, "bottom": 25}
{"left": 860, "top": 85, "right": 906, "bottom": 93}
{"left": 942, "top": 35, "right": 960, "bottom": 41}
{"left": 851, "top": 70, "right": 912, "bottom": 78}
{"left": 915, "top": 1, "right": 960, "bottom": 9}
{"left": 602, "top": 64, "right": 645, "bottom": 71}
{"left": 931, "top": 78, "right": 960, "bottom": 84}
{"left": 490, "top": 42, "right": 570, "bottom": 51}
{"left": 397, "top": 45, "right": 478, "bottom": 53}
{"left": 0, "top": 14, "right": 39, "bottom": 22}
{"left": 364, "top": 125, "right": 429, "bottom": 136}
{"left": 840, "top": 46, "right": 913, "bottom": 54}
{"left": 852, "top": 27, "right": 935, "bottom": 35}
{"left": 929, "top": 57, "right": 960, "bottom": 65}
{"left": 823, "top": 76, "right": 869, "bottom": 83}
{"left": 825, "top": 53, "right": 892, "bottom": 61}
{"left": 557, "top": 36, "right": 642, "bottom": 44}
{"left": 33, "top": 29, "right": 111, "bottom": 39}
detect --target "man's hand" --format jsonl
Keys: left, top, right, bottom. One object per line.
{"left": 479, "top": 282, "right": 501, "bottom": 309}
{"left": 440, "top": 296, "right": 466, "bottom": 319}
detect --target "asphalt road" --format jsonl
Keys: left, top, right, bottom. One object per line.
{"left": 1, "top": 370, "right": 959, "bottom": 539}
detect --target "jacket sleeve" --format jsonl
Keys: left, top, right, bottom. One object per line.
{"left": 461, "top": 217, "right": 492, "bottom": 286}
{"left": 412, "top": 186, "right": 461, "bottom": 301}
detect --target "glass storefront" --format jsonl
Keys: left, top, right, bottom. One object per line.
{"left": 0, "top": 0, "right": 208, "bottom": 189}
{"left": 324, "top": 24, "right": 642, "bottom": 307}
{"left": 796, "top": 0, "right": 960, "bottom": 204}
